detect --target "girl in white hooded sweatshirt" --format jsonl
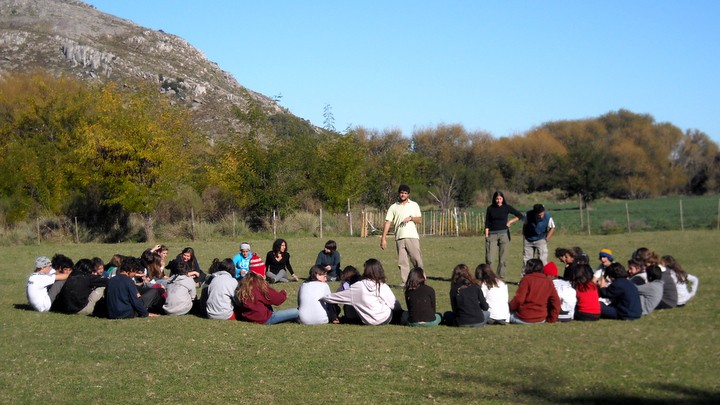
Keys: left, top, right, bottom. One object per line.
{"left": 322, "top": 259, "right": 401, "bottom": 325}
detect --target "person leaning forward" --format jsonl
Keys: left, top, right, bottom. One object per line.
{"left": 380, "top": 184, "right": 424, "bottom": 285}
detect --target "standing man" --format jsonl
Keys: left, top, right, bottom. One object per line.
{"left": 522, "top": 204, "right": 555, "bottom": 266}
{"left": 380, "top": 184, "right": 423, "bottom": 285}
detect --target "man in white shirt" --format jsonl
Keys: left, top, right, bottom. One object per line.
{"left": 26, "top": 256, "right": 57, "bottom": 312}
{"left": 380, "top": 184, "right": 423, "bottom": 285}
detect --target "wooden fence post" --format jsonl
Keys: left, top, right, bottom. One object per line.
{"left": 625, "top": 202, "right": 631, "bottom": 233}
{"left": 680, "top": 199, "right": 684, "bottom": 231}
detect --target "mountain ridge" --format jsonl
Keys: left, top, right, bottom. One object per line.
{"left": 0, "top": 0, "right": 294, "bottom": 140}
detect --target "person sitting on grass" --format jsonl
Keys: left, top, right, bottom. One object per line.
{"left": 315, "top": 240, "right": 341, "bottom": 281}
{"left": 51, "top": 258, "right": 108, "bottom": 315}
{"left": 162, "top": 261, "right": 198, "bottom": 316}
{"left": 236, "top": 256, "right": 299, "bottom": 325}
{"left": 661, "top": 255, "right": 699, "bottom": 307}
{"left": 106, "top": 257, "right": 158, "bottom": 319}
{"left": 599, "top": 262, "right": 641, "bottom": 320}
{"left": 265, "top": 238, "right": 299, "bottom": 284}
{"left": 48, "top": 254, "right": 74, "bottom": 304}
{"left": 569, "top": 264, "right": 601, "bottom": 321}
{"left": 104, "top": 254, "right": 124, "bottom": 278}
{"left": 322, "top": 259, "right": 401, "bottom": 326}
{"left": 333, "top": 265, "right": 362, "bottom": 324}
{"left": 543, "top": 262, "right": 576, "bottom": 322}
{"left": 26, "top": 256, "right": 67, "bottom": 313}
{"left": 476, "top": 264, "right": 510, "bottom": 325}
{"left": 402, "top": 267, "right": 441, "bottom": 327}
{"left": 593, "top": 249, "right": 614, "bottom": 283}
{"left": 637, "top": 264, "right": 664, "bottom": 316}
{"left": 627, "top": 259, "right": 647, "bottom": 286}
{"left": 298, "top": 265, "right": 338, "bottom": 325}
{"left": 91, "top": 257, "right": 105, "bottom": 277}
{"left": 556, "top": 246, "right": 584, "bottom": 280}
{"left": 443, "top": 264, "right": 490, "bottom": 327}
{"left": 203, "top": 258, "right": 239, "bottom": 320}
{"left": 232, "top": 242, "right": 253, "bottom": 279}
{"left": 167, "top": 247, "right": 206, "bottom": 286}
{"left": 509, "top": 259, "right": 560, "bottom": 325}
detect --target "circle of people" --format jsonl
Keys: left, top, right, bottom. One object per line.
{"left": 26, "top": 236, "right": 699, "bottom": 326}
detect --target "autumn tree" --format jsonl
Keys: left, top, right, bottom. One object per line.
{"left": 0, "top": 72, "right": 93, "bottom": 223}
{"left": 673, "top": 130, "right": 720, "bottom": 194}
{"left": 75, "top": 83, "right": 197, "bottom": 241}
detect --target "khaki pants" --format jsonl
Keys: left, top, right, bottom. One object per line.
{"left": 396, "top": 238, "right": 423, "bottom": 284}
{"left": 78, "top": 287, "right": 105, "bottom": 316}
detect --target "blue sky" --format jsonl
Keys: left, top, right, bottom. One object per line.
{"left": 85, "top": 1, "right": 720, "bottom": 143}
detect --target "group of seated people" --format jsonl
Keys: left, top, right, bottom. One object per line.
{"left": 25, "top": 240, "right": 699, "bottom": 326}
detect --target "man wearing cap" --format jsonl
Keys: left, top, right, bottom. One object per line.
{"left": 522, "top": 204, "right": 555, "bottom": 266}
{"left": 26, "top": 256, "right": 67, "bottom": 312}
{"left": 380, "top": 184, "right": 423, "bottom": 285}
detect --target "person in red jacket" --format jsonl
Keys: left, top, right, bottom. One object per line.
{"left": 236, "top": 255, "right": 299, "bottom": 325}
{"left": 509, "top": 259, "right": 560, "bottom": 324}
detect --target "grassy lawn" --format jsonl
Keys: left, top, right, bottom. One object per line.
{"left": 0, "top": 230, "right": 718, "bottom": 404}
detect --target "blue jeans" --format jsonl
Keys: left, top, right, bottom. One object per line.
{"left": 509, "top": 313, "right": 545, "bottom": 325}
{"left": 264, "top": 308, "right": 299, "bottom": 325}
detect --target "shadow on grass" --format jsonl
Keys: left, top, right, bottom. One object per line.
{"left": 13, "top": 303, "right": 34, "bottom": 311}
{"left": 438, "top": 367, "right": 719, "bottom": 404}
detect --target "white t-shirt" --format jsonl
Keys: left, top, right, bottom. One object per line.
{"left": 298, "top": 281, "right": 332, "bottom": 325}
{"left": 27, "top": 270, "right": 56, "bottom": 312}
{"left": 385, "top": 200, "right": 422, "bottom": 240}
{"left": 552, "top": 279, "right": 577, "bottom": 321}
{"left": 481, "top": 280, "right": 510, "bottom": 322}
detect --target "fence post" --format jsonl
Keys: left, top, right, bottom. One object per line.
{"left": 319, "top": 208, "right": 323, "bottom": 239}
{"left": 347, "top": 199, "right": 353, "bottom": 237}
{"left": 74, "top": 216, "right": 79, "bottom": 243}
{"left": 191, "top": 207, "right": 195, "bottom": 241}
{"left": 586, "top": 205, "right": 591, "bottom": 236}
{"left": 454, "top": 207, "right": 459, "bottom": 237}
{"left": 273, "top": 210, "right": 277, "bottom": 239}
{"left": 625, "top": 202, "right": 631, "bottom": 233}
{"left": 680, "top": 199, "right": 684, "bottom": 231}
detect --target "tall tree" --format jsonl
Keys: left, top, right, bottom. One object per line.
{"left": 75, "top": 84, "right": 196, "bottom": 241}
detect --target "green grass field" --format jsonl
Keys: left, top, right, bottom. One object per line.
{"left": 1, "top": 230, "right": 718, "bottom": 404}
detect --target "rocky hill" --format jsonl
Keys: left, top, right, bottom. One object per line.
{"left": 0, "top": 0, "right": 292, "bottom": 141}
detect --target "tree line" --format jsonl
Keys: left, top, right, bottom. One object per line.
{"left": 1, "top": 72, "right": 718, "bottom": 240}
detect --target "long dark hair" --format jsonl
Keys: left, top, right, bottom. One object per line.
{"left": 362, "top": 259, "right": 387, "bottom": 288}
{"left": 475, "top": 264, "right": 500, "bottom": 289}
{"left": 405, "top": 267, "right": 426, "bottom": 292}
{"left": 570, "top": 264, "right": 594, "bottom": 292}
{"left": 662, "top": 255, "right": 688, "bottom": 283}
{"left": 272, "top": 239, "right": 287, "bottom": 254}
{"left": 451, "top": 264, "right": 479, "bottom": 286}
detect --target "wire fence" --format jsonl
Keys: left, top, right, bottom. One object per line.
{"left": 11, "top": 196, "right": 720, "bottom": 244}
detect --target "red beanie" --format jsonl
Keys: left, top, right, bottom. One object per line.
{"left": 249, "top": 254, "right": 266, "bottom": 277}
{"left": 543, "top": 262, "right": 559, "bottom": 277}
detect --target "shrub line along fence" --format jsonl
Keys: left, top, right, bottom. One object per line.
{"left": 16, "top": 197, "right": 720, "bottom": 244}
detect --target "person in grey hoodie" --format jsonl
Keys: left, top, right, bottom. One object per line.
{"left": 637, "top": 265, "right": 664, "bottom": 316}
{"left": 204, "top": 258, "right": 239, "bottom": 320}
{"left": 162, "top": 261, "right": 197, "bottom": 315}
